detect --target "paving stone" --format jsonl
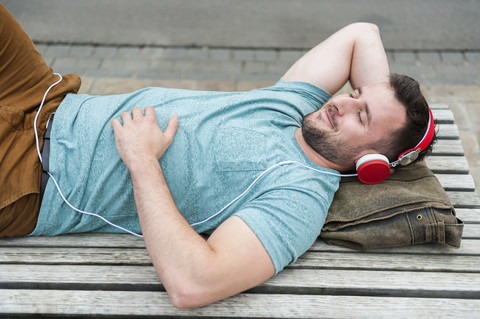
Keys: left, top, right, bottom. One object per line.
{"left": 417, "top": 51, "right": 441, "bottom": 63}
{"left": 385, "top": 51, "right": 395, "bottom": 64}
{"left": 100, "top": 58, "right": 149, "bottom": 72}
{"left": 93, "top": 46, "right": 118, "bottom": 57}
{"left": 232, "top": 49, "right": 255, "bottom": 61}
{"left": 209, "top": 48, "right": 231, "bottom": 61}
{"left": 441, "top": 52, "right": 465, "bottom": 64}
{"left": 255, "top": 50, "right": 277, "bottom": 61}
{"left": 34, "top": 43, "right": 48, "bottom": 56}
{"left": 148, "top": 59, "right": 174, "bottom": 72}
{"left": 75, "top": 57, "right": 102, "bottom": 70}
{"left": 69, "top": 45, "right": 94, "bottom": 57}
{"left": 456, "top": 64, "right": 480, "bottom": 77}
{"left": 393, "top": 51, "right": 417, "bottom": 63}
{"left": 266, "top": 62, "right": 291, "bottom": 75}
{"left": 140, "top": 47, "right": 166, "bottom": 58}
{"left": 45, "top": 44, "right": 71, "bottom": 57}
{"left": 187, "top": 47, "right": 209, "bottom": 59}
{"left": 244, "top": 61, "right": 266, "bottom": 74}
{"left": 220, "top": 61, "right": 243, "bottom": 74}
{"left": 52, "top": 57, "right": 78, "bottom": 70}
{"left": 162, "top": 48, "right": 186, "bottom": 59}
{"left": 117, "top": 47, "right": 142, "bottom": 57}
{"left": 389, "top": 62, "right": 411, "bottom": 75}
{"left": 465, "top": 52, "right": 480, "bottom": 63}
{"left": 433, "top": 64, "right": 460, "bottom": 76}
{"left": 85, "top": 69, "right": 134, "bottom": 78}
{"left": 172, "top": 60, "right": 196, "bottom": 73}
{"left": 278, "top": 50, "right": 305, "bottom": 62}
{"left": 236, "top": 81, "right": 276, "bottom": 91}
{"left": 195, "top": 60, "right": 222, "bottom": 73}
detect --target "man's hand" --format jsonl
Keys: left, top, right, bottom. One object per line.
{"left": 111, "top": 106, "right": 178, "bottom": 169}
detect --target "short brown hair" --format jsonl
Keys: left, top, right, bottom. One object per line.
{"left": 379, "top": 73, "right": 437, "bottom": 162}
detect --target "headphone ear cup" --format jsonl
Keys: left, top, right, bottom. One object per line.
{"left": 356, "top": 154, "right": 391, "bottom": 184}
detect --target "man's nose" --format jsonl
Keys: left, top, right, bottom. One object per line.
{"left": 337, "top": 98, "right": 359, "bottom": 116}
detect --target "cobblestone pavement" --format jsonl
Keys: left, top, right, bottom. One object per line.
{"left": 36, "top": 43, "right": 480, "bottom": 194}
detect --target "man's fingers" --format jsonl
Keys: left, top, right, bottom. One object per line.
{"left": 164, "top": 115, "right": 179, "bottom": 146}
{"left": 120, "top": 111, "right": 132, "bottom": 124}
{"left": 131, "top": 107, "right": 143, "bottom": 120}
{"left": 144, "top": 106, "right": 156, "bottom": 120}
{"left": 111, "top": 118, "right": 122, "bottom": 132}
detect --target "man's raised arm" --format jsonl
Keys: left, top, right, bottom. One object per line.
{"left": 283, "top": 22, "right": 390, "bottom": 94}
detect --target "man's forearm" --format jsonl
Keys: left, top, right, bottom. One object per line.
{"left": 128, "top": 158, "right": 219, "bottom": 307}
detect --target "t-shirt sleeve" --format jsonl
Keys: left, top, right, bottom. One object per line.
{"left": 270, "top": 79, "right": 332, "bottom": 111}
{"left": 234, "top": 188, "right": 329, "bottom": 274}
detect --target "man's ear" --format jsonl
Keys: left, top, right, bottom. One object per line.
{"left": 353, "top": 149, "right": 380, "bottom": 165}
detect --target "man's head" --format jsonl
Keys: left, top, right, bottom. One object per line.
{"left": 301, "top": 73, "right": 436, "bottom": 171}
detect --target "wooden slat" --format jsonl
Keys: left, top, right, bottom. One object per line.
{"left": 1, "top": 265, "right": 479, "bottom": 299}
{"left": 455, "top": 208, "right": 480, "bottom": 223}
{"left": 426, "top": 156, "right": 469, "bottom": 173}
{"left": 311, "top": 238, "right": 480, "bottom": 255}
{"left": 0, "top": 233, "right": 146, "bottom": 248}
{"left": 0, "top": 247, "right": 150, "bottom": 265}
{"left": 292, "top": 251, "right": 480, "bottom": 272}
{"left": 2, "top": 234, "right": 479, "bottom": 255}
{"left": 436, "top": 123, "right": 459, "bottom": 139}
{"left": 432, "top": 109, "right": 454, "bottom": 124}
{"left": 464, "top": 224, "right": 480, "bottom": 238}
{"left": 447, "top": 191, "right": 480, "bottom": 208}
{"left": 437, "top": 174, "right": 475, "bottom": 191}
{"left": 263, "top": 268, "right": 480, "bottom": 297}
{"left": 1, "top": 248, "right": 478, "bottom": 272}
{"left": 432, "top": 139, "right": 464, "bottom": 156}
{"left": 430, "top": 104, "right": 450, "bottom": 109}
{"left": 1, "top": 290, "right": 479, "bottom": 318}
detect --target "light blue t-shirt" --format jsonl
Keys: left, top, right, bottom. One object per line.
{"left": 33, "top": 80, "right": 339, "bottom": 273}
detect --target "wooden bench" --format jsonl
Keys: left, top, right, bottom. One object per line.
{"left": 1, "top": 104, "right": 479, "bottom": 318}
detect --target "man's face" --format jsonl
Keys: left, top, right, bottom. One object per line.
{"left": 302, "top": 83, "right": 407, "bottom": 169}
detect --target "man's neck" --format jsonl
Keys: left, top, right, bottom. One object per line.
{"left": 294, "top": 128, "right": 346, "bottom": 172}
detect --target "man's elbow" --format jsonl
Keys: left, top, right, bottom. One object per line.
{"left": 167, "top": 283, "right": 213, "bottom": 309}
{"left": 347, "top": 22, "right": 380, "bottom": 34}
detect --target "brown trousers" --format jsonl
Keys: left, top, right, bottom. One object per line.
{"left": 0, "top": 3, "right": 81, "bottom": 237}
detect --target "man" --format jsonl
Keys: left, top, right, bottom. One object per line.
{"left": 0, "top": 4, "right": 434, "bottom": 308}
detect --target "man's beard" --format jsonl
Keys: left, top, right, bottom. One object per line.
{"left": 301, "top": 107, "right": 360, "bottom": 167}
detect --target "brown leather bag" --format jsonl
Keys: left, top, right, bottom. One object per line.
{"left": 320, "top": 160, "right": 464, "bottom": 250}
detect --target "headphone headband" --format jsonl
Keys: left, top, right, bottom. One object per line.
{"left": 392, "top": 107, "right": 435, "bottom": 167}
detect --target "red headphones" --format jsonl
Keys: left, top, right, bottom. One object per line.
{"left": 356, "top": 107, "right": 435, "bottom": 184}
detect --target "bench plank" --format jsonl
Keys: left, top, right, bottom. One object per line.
{"left": 1, "top": 249, "right": 478, "bottom": 272}
{"left": 432, "top": 139, "right": 464, "bottom": 156}
{"left": 1, "top": 290, "right": 479, "bottom": 318}
{"left": 426, "top": 156, "right": 469, "bottom": 173}
{"left": 1, "top": 265, "right": 479, "bottom": 299}
{"left": 436, "top": 174, "right": 475, "bottom": 191}
{"left": 432, "top": 109, "right": 455, "bottom": 124}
